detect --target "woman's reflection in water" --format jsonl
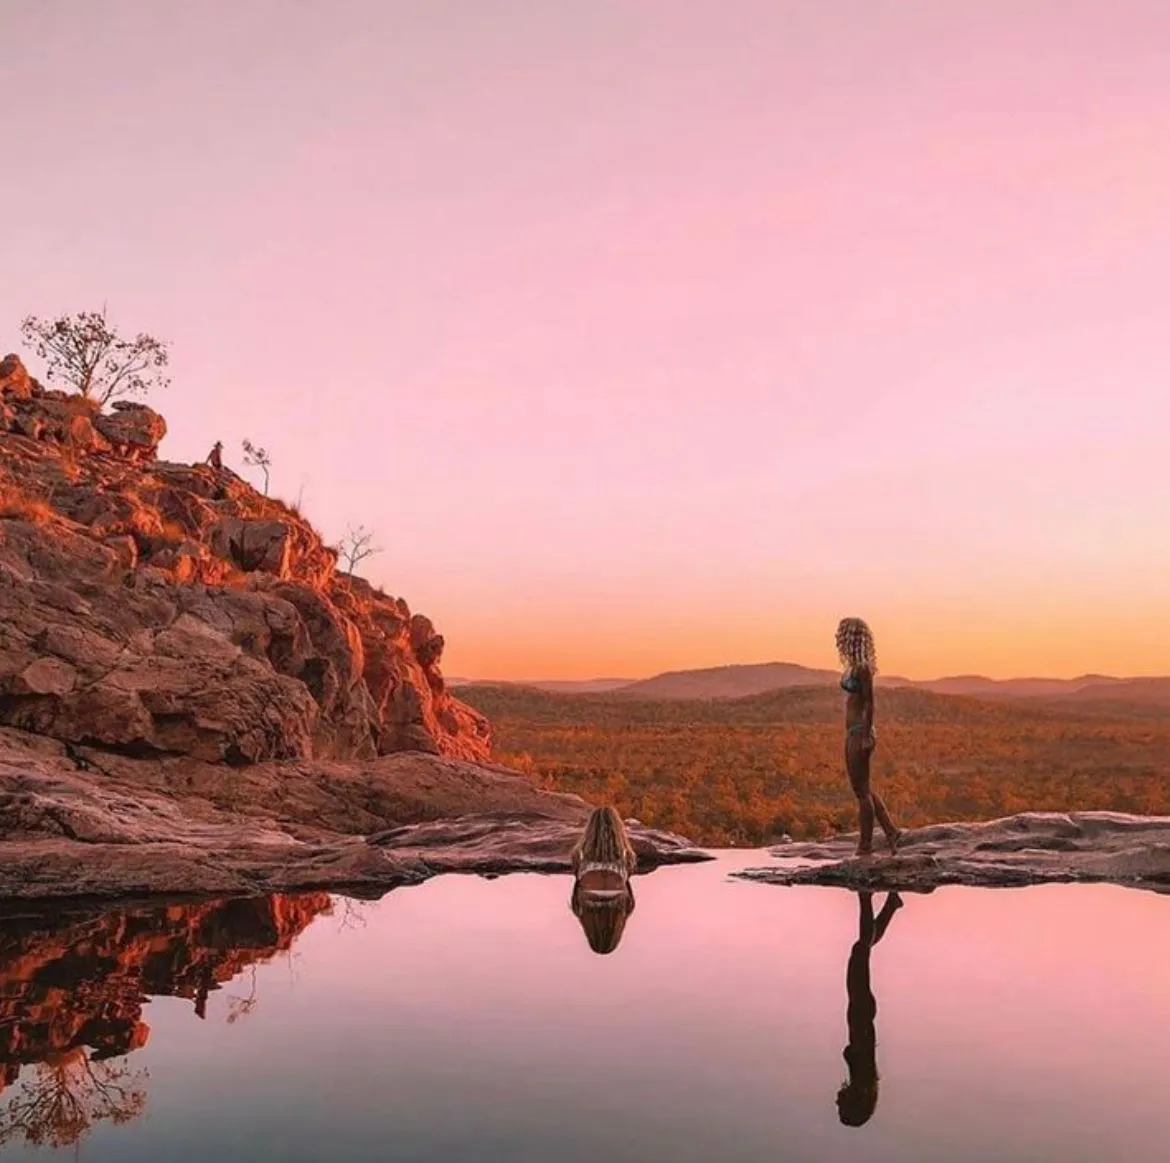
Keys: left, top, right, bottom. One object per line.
{"left": 570, "top": 805, "right": 639, "bottom": 955}
{"left": 571, "top": 880, "right": 636, "bottom": 955}
{"left": 837, "top": 890, "right": 903, "bottom": 1127}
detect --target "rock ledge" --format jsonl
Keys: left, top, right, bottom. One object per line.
{"left": 734, "top": 812, "right": 1170, "bottom": 893}
{"left": 0, "top": 727, "right": 710, "bottom": 901}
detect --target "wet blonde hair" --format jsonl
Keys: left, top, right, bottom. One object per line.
{"left": 836, "top": 617, "right": 877, "bottom": 674}
{"left": 571, "top": 805, "right": 638, "bottom": 874}
{"left": 571, "top": 884, "right": 636, "bottom": 955}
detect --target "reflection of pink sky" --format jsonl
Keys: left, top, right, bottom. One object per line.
{"left": 129, "top": 859, "right": 1170, "bottom": 1159}
{"left": 3, "top": 2, "right": 1169, "bottom": 679}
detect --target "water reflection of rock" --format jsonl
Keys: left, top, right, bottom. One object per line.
{"left": 0, "top": 893, "right": 331, "bottom": 1148}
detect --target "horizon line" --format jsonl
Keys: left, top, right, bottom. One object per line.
{"left": 448, "top": 662, "right": 1169, "bottom": 686}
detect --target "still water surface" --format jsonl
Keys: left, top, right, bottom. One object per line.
{"left": 2, "top": 851, "right": 1170, "bottom": 1161}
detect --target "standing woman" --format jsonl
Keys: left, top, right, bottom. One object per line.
{"left": 836, "top": 617, "right": 901, "bottom": 856}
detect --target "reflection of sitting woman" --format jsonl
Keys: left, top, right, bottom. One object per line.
{"left": 570, "top": 806, "right": 638, "bottom": 955}
{"left": 571, "top": 881, "right": 636, "bottom": 955}
{"left": 837, "top": 890, "right": 902, "bottom": 1128}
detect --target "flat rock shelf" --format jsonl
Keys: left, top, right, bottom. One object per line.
{"left": 0, "top": 727, "right": 711, "bottom": 901}
{"left": 733, "top": 812, "right": 1170, "bottom": 894}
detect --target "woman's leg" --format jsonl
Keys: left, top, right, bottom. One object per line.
{"left": 857, "top": 795, "right": 876, "bottom": 854}
{"left": 871, "top": 792, "right": 901, "bottom": 851}
{"left": 871, "top": 892, "right": 902, "bottom": 946}
{"left": 857, "top": 891, "right": 875, "bottom": 943}
{"left": 847, "top": 743, "right": 876, "bottom": 854}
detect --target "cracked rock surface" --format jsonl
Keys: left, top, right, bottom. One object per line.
{"left": 0, "top": 727, "right": 710, "bottom": 899}
{"left": 734, "top": 812, "right": 1170, "bottom": 894}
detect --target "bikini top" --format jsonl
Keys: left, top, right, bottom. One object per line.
{"left": 575, "top": 861, "right": 632, "bottom": 908}
{"left": 576, "top": 859, "right": 631, "bottom": 880}
{"left": 841, "top": 670, "right": 862, "bottom": 694}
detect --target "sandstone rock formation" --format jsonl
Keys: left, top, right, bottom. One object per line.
{"left": 734, "top": 812, "right": 1170, "bottom": 894}
{"left": 0, "top": 727, "right": 709, "bottom": 898}
{"left": 0, "top": 353, "right": 487, "bottom": 765}
{"left": 0, "top": 351, "right": 709, "bottom": 898}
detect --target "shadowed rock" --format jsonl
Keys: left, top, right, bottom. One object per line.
{"left": 367, "top": 812, "right": 709, "bottom": 875}
{"left": 92, "top": 401, "right": 167, "bottom": 460}
{"left": 0, "top": 727, "right": 710, "bottom": 900}
{"left": 734, "top": 812, "right": 1170, "bottom": 893}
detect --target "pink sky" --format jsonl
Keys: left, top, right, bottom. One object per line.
{"left": 2, "top": 1, "right": 1168, "bottom": 680}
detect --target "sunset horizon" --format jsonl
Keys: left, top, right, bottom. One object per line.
{"left": 4, "top": 0, "right": 1168, "bottom": 687}
{"left": 438, "top": 600, "right": 1170, "bottom": 684}
{"left": 449, "top": 659, "right": 1169, "bottom": 684}
{"left": 3, "top": 4, "right": 1170, "bottom": 1160}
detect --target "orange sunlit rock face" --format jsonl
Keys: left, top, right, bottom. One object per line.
{"left": 0, "top": 353, "right": 491, "bottom": 765}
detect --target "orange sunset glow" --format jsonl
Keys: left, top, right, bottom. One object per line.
{"left": 6, "top": 8, "right": 1170, "bottom": 1163}
{"left": 3, "top": 1, "right": 1168, "bottom": 681}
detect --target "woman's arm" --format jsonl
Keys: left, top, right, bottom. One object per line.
{"left": 861, "top": 667, "right": 875, "bottom": 732}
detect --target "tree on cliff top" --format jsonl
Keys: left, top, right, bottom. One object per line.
{"left": 20, "top": 309, "right": 171, "bottom": 405}
{"left": 241, "top": 439, "right": 272, "bottom": 495}
{"left": 339, "top": 524, "right": 382, "bottom": 573}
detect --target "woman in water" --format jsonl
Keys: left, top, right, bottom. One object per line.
{"left": 570, "top": 806, "right": 638, "bottom": 955}
{"left": 836, "top": 617, "right": 901, "bottom": 856}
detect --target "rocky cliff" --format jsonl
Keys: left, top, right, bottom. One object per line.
{"left": 0, "top": 353, "right": 708, "bottom": 897}
{"left": 0, "top": 353, "right": 488, "bottom": 764}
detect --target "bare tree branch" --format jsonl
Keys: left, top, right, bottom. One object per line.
{"left": 339, "top": 524, "right": 381, "bottom": 574}
{"left": 225, "top": 965, "right": 259, "bottom": 1025}
{"left": 20, "top": 309, "right": 170, "bottom": 404}
{"left": 241, "top": 439, "right": 272, "bottom": 495}
{"left": 0, "top": 1050, "right": 148, "bottom": 1149}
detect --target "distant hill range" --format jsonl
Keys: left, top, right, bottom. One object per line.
{"left": 451, "top": 663, "right": 1170, "bottom": 707}
{"left": 617, "top": 662, "right": 839, "bottom": 699}
{"left": 896, "top": 673, "right": 1170, "bottom": 706}
{"left": 447, "top": 677, "right": 634, "bottom": 694}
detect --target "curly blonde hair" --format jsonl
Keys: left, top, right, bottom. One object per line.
{"left": 836, "top": 617, "right": 877, "bottom": 674}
